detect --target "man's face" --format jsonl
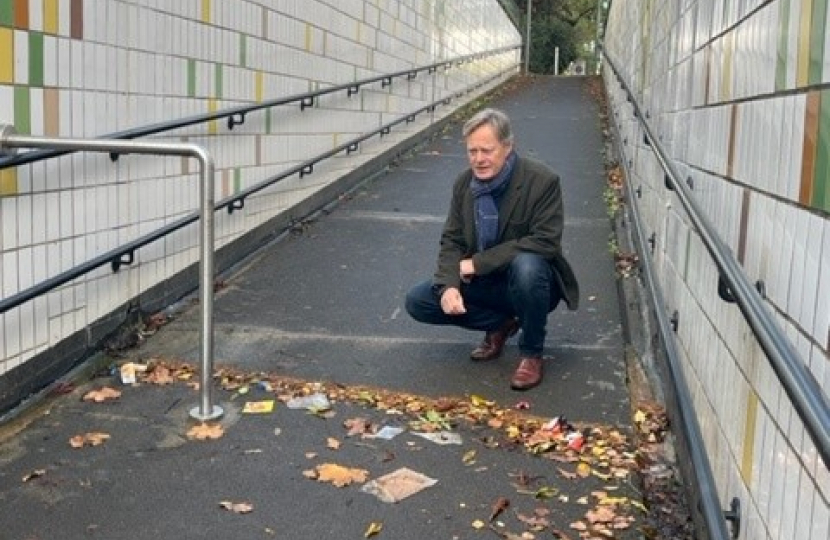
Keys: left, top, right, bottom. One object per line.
{"left": 465, "top": 124, "right": 512, "bottom": 180}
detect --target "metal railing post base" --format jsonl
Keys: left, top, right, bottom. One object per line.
{"left": 190, "top": 405, "right": 224, "bottom": 422}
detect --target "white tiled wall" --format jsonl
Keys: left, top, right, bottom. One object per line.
{"left": 605, "top": 0, "right": 829, "bottom": 538}
{"left": 0, "top": 1, "right": 521, "bottom": 376}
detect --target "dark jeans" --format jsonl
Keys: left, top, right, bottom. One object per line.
{"left": 405, "top": 252, "right": 563, "bottom": 357}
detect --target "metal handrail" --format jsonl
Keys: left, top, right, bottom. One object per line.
{"left": 600, "top": 98, "right": 733, "bottom": 540}
{"left": 602, "top": 45, "right": 830, "bottom": 538}
{"left": 0, "top": 67, "right": 514, "bottom": 319}
{"left": 0, "top": 126, "right": 222, "bottom": 422}
{"left": 0, "top": 45, "right": 520, "bottom": 170}
{"left": 601, "top": 47, "right": 829, "bottom": 471}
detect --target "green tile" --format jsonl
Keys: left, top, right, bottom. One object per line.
{"left": 234, "top": 168, "right": 241, "bottom": 193}
{"left": 14, "top": 85, "right": 30, "bottom": 134}
{"left": 240, "top": 34, "right": 246, "bottom": 67}
{"left": 187, "top": 58, "right": 196, "bottom": 97}
{"left": 214, "top": 63, "right": 222, "bottom": 99}
{"left": 29, "top": 31, "right": 43, "bottom": 86}
{"left": 776, "top": 0, "right": 790, "bottom": 91}
{"left": 265, "top": 108, "right": 271, "bottom": 134}
{"left": 809, "top": 0, "right": 828, "bottom": 85}
{"left": 813, "top": 89, "right": 830, "bottom": 211}
{"left": 0, "top": 0, "right": 13, "bottom": 27}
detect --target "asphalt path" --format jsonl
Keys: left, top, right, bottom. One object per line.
{"left": 0, "top": 75, "right": 638, "bottom": 540}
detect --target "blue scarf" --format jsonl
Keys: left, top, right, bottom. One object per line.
{"left": 470, "top": 151, "right": 517, "bottom": 252}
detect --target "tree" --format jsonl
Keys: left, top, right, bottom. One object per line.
{"left": 521, "top": 0, "right": 601, "bottom": 74}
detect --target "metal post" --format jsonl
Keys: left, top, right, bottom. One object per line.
{"left": 524, "top": 0, "right": 532, "bottom": 74}
{"left": 554, "top": 47, "right": 559, "bottom": 75}
{"left": 0, "top": 124, "right": 222, "bottom": 421}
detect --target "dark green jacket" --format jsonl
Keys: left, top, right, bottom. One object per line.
{"left": 433, "top": 155, "right": 579, "bottom": 310}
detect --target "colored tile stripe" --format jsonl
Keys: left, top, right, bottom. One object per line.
{"left": 776, "top": 0, "right": 790, "bottom": 91}
{"left": 187, "top": 59, "right": 196, "bottom": 97}
{"left": 0, "top": 0, "right": 12, "bottom": 26}
{"left": 70, "top": 0, "right": 83, "bottom": 39}
{"left": 29, "top": 32, "right": 43, "bottom": 87}
{"left": 809, "top": 0, "right": 828, "bottom": 85}
{"left": 208, "top": 98, "right": 217, "bottom": 134}
{"left": 14, "top": 85, "right": 29, "bottom": 134}
{"left": 201, "top": 0, "right": 210, "bottom": 24}
{"left": 13, "top": 0, "right": 27, "bottom": 28}
{"left": 214, "top": 63, "right": 222, "bottom": 99}
{"left": 44, "top": 0, "right": 59, "bottom": 34}
{"left": 0, "top": 27, "right": 12, "bottom": 83}
{"left": 737, "top": 188, "right": 751, "bottom": 264}
{"left": 800, "top": 90, "right": 819, "bottom": 206}
{"left": 255, "top": 71, "right": 263, "bottom": 102}
{"left": 240, "top": 34, "right": 246, "bottom": 67}
{"left": 814, "top": 89, "right": 830, "bottom": 211}
{"left": 721, "top": 32, "right": 733, "bottom": 101}
{"left": 740, "top": 391, "right": 758, "bottom": 485}
{"left": 802, "top": 90, "right": 830, "bottom": 212}
{"left": 797, "top": 0, "right": 813, "bottom": 86}
{"left": 0, "top": 168, "right": 17, "bottom": 196}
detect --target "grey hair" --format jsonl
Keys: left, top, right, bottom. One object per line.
{"left": 462, "top": 108, "right": 514, "bottom": 144}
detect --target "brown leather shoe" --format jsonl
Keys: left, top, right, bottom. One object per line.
{"left": 470, "top": 318, "right": 520, "bottom": 362}
{"left": 510, "top": 356, "right": 543, "bottom": 390}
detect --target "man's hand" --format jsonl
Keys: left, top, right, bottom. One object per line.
{"left": 440, "top": 287, "right": 466, "bottom": 315}
{"left": 459, "top": 258, "right": 475, "bottom": 283}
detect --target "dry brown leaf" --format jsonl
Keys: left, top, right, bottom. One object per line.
{"left": 219, "top": 501, "right": 253, "bottom": 514}
{"left": 327, "top": 437, "right": 341, "bottom": 450}
{"left": 145, "top": 365, "right": 175, "bottom": 385}
{"left": 344, "top": 417, "right": 372, "bottom": 437}
{"left": 364, "top": 521, "right": 383, "bottom": 538}
{"left": 313, "top": 463, "right": 368, "bottom": 487}
{"left": 586, "top": 506, "right": 616, "bottom": 524}
{"left": 187, "top": 423, "right": 224, "bottom": 440}
{"left": 489, "top": 496, "right": 509, "bottom": 521}
{"left": 69, "top": 432, "right": 111, "bottom": 448}
{"left": 82, "top": 387, "right": 121, "bottom": 403}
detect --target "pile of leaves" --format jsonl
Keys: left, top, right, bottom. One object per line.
{"left": 76, "top": 357, "right": 693, "bottom": 539}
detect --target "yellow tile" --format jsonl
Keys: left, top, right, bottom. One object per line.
{"left": 721, "top": 32, "right": 733, "bottom": 101}
{"left": 255, "top": 71, "right": 263, "bottom": 102}
{"left": 798, "top": 0, "right": 814, "bottom": 86}
{"left": 44, "top": 0, "right": 59, "bottom": 34}
{"left": 740, "top": 391, "right": 759, "bottom": 485}
{"left": 305, "top": 23, "right": 312, "bottom": 51}
{"left": 0, "top": 168, "right": 18, "bottom": 196}
{"left": 208, "top": 98, "right": 217, "bottom": 134}
{"left": 201, "top": 0, "right": 211, "bottom": 23}
{"left": 0, "top": 27, "right": 13, "bottom": 84}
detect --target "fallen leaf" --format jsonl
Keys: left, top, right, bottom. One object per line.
{"left": 489, "top": 496, "right": 509, "bottom": 521}
{"left": 344, "top": 417, "right": 373, "bottom": 437}
{"left": 82, "top": 387, "right": 121, "bottom": 403}
{"left": 462, "top": 449, "right": 477, "bottom": 465}
{"left": 576, "top": 462, "right": 592, "bottom": 477}
{"left": 312, "top": 463, "right": 368, "bottom": 487}
{"left": 558, "top": 467, "right": 577, "bottom": 479}
{"left": 569, "top": 521, "right": 587, "bottom": 531}
{"left": 145, "top": 365, "right": 174, "bottom": 385}
{"left": 22, "top": 469, "right": 46, "bottom": 482}
{"left": 69, "top": 432, "right": 111, "bottom": 448}
{"left": 471, "top": 519, "right": 486, "bottom": 530}
{"left": 219, "top": 501, "right": 253, "bottom": 514}
{"left": 327, "top": 437, "right": 341, "bottom": 450}
{"left": 187, "top": 423, "right": 224, "bottom": 440}
{"left": 364, "top": 521, "right": 383, "bottom": 538}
